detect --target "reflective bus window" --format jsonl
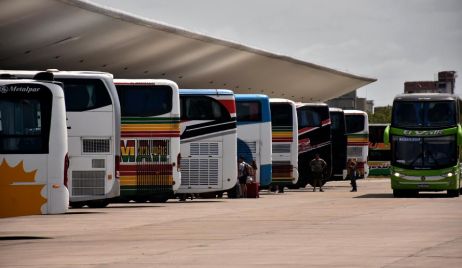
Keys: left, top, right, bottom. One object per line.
{"left": 57, "top": 78, "right": 112, "bottom": 111}
{"left": 117, "top": 85, "right": 173, "bottom": 116}
{"left": 270, "top": 103, "right": 293, "bottom": 126}
{"left": 345, "top": 114, "right": 365, "bottom": 134}
{"left": 236, "top": 101, "right": 261, "bottom": 121}
{"left": 181, "top": 96, "right": 230, "bottom": 121}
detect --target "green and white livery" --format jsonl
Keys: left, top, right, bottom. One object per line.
{"left": 385, "top": 93, "right": 462, "bottom": 197}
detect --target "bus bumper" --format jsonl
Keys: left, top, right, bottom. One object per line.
{"left": 390, "top": 167, "right": 460, "bottom": 191}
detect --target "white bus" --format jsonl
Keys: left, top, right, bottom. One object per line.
{"left": 0, "top": 78, "right": 69, "bottom": 217}
{"left": 178, "top": 89, "right": 237, "bottom": 198}
{"left": 344, "top": 110, "right": 369, "bottom": 178}
{"left": 235, "top": 94, "right": 272, "bottom": 187}
{"left": 269, "top": 98, "right": 299, "bottom": 191}
{"left": 115, "top": 79, "right": 181, "bottom": 203}
{"left": 3, "top": 70, "right": 122, "bottom": 208}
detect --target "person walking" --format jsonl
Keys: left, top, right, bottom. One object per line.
{"left": 347, "top": 158, "right": 358, "bottom": 192}
{"left": 310, "top": 153, "right": 327, "bottom": 192}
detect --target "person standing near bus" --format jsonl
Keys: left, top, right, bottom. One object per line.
{"left": 238, "top": 156, "right": 251, "bottom": 198}
{"left": 347, "top": 158, "right": 358, "bottom": 192}
{"left": 310, "top": 154, "right": 327, "bottom": 192}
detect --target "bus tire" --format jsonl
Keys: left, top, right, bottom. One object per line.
{"left": 87, "top": 200, "right": 110, "bottom": 208}
{"left": 447, "top": 189, "right": 460, "bottom": 198}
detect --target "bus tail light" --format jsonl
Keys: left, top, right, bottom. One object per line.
{"left": 177, "top": 153, "right": 181, "bottom": 171}
{"left": 115, "top": 155, "right": 120, "bottom": 179}
{"left": 64, "top": 153, "right": 69, "bottom": 188}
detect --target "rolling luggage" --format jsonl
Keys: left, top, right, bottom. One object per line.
{"left": 246, "top": 182, "right": 259, "bottom": 198}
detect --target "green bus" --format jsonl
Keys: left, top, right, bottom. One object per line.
{"left": 385, "top": 93, "right": 462, "bottom": 197}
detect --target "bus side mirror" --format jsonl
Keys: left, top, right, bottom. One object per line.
{"left": 384, "top": 125, "right": 390, "bottom": 145}
{"left": 458, "top": 124, "right": 462, "bottom": 146}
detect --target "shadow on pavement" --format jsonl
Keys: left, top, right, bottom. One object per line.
{"left": 355, "top": 193, "right": 394, "bottom": 198}
{"left": 0, "top": 236, "right": 51, "bottom": 241}
{"left": 66, "top": 211, "right": 106, "bottom": 214}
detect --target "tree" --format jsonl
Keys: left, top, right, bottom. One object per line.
{"left": 369, "top": 105, "right": 392, "bottom": 124}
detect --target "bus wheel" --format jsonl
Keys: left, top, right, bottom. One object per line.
{"left": 447, "top": 189, "right": 460, "bottom": 198}
{"left": 69, "top": 202, "right": 84, "bottom": 209}
{"left": 87, "top": 200, "right": 110, "bottom": 208}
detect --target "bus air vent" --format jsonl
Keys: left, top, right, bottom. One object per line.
{"left": 92, "top": 159, "right": 105, "bottom": 169}
{"left": 71, "top": 171, "right": 105, "bottom": 196}
{"left": 190, "top": 142, "right": 220, "bottom": 156}
{"left": 181, "top": 158, "right": 220, "bottom": 187}
{"left": 82, "top": 139, "right": 110, "bottom": 153}
{"left": 272, "top": 144, "right": 291, "bottom": 154}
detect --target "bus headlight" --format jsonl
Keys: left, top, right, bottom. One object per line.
{"left": 393, "top": 172, "right": 400, "bottom": 177}
{"left": 446, "top": 172, "right": 453, "bottom": 177}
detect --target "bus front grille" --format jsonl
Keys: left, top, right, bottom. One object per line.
{"left": 72, "top": 171, "right": 105, "bottom": 196}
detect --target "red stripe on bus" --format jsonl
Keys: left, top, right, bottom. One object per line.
{"left": 219, "top": 99, "right": 236, "bottom": 114}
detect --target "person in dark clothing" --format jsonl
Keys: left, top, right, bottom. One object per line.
{"left": 310, "top": 154, "right": 327, "bottom": 192}
{"left": 347, "top": 158, "right": 358, "bottom": 192}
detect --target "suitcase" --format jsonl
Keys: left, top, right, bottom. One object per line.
{"left": 246, "top": 182, "right": 259, "bottom": 198}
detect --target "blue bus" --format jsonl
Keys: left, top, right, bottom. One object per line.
{"left": 235, "top": 94, "right": 272, "bottom": 187}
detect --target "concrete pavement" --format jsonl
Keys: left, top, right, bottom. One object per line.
{"left": 1, "top": 178, "right": 461, "bottom": 267}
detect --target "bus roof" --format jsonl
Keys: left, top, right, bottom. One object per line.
{"left": 114, "top": 79, "right": 178, "bottom": 88}
{"left": 0, "top": 79, "right": 65, "bottom": 98}
{"left": 329, "top": 107, "right": 343, "bottom": 113}
{"left": 235, "top": 94, "right": 269, "bottom": 101}
{"left": 269, "top": 98, "right": 296, "bottom": 104}
{"left": 179, "top": 89, "right": 234, "bottom": 96}
{"left": 344, "top": 109, "right": 368, "bottom": 115}
{"left": 0, "top": 70, "right": 114, "bottom": 79}
{"left": 394, "top": 93, "right": 459, "bottom": 102}
{"left": 295, "top": 102, "right": 329, "bottom": 108}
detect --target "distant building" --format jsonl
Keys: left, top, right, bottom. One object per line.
{"left": 404, "top": 71, "right": 457, "bottom": 94}
{"left": 327, "top": 90, "right": 374, "bottom": 113}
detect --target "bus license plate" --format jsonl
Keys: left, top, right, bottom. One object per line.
{"left": 417, "top": 183, "right": 429, "bottom": 188}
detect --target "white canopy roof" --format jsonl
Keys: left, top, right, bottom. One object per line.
{"left": 0, "top": 0, "right": 376, "bottom": 102}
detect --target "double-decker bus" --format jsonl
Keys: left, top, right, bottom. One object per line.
{"left": 368, "top": 124, "right": 390, "bottom": 176}
{"left": 235, "top": 94, "right": 272, "bottom": 187}
{"left": 344, "top": 110, "right": 369, "bottom": 178}
{"left": 115, "top": 79, "right": 181, "bottom": 203}
{"left": 296, "top": 103, "right": 332, "bottom": 187}
{"left": 385, "top": 93, "right": 462, "bottom": 197}
{"left": 269, "top": 98, "right": 298, "bottom": 191}
{"left": 3, "top": 70, "right": 121, "bottom": 208}
{"left": 178, "top": 89, "right": 237, "bottom": 198}
{"left": 0, "top": 78, "right": 69, "bottom": 217}
{"left": 329, "top": 107, "right": 347, "bottom": 180}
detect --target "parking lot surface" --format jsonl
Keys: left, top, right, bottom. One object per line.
{"left": 1, "top": 178, "right": 462, "bottom": 267}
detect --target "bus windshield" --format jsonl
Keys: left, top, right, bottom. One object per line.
{"left": 392, "top": 101, "right": 456, "bottom": 128}
{"left": 392, "top": 135, "right": 457, "bottom": 169}
{"left": 117, "top": 85, "right": 173, "bottom": 116}
{"left": 236, "top": 101, "right": 261, "bottom": 122}
{"left": 270, "top": 103, "right": 293, "bottom": 127}
{"left": 345, "top": 114, "right": 365, "bottom": 134}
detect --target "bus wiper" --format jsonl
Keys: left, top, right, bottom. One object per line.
{"left": 410, "top": 152, "right": 423, "bottom": 166}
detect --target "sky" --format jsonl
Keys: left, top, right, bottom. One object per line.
{"left": 92, "top": 0, "right": 462, "bottom": 106}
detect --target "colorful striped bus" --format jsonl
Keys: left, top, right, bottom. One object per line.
{"left": 269, "top": 98, "right": 299, "bottom": 191}
{"left": 0, "top": 78, "right": 69, "bottom": 217}
{"left": 344, "top": 110, "right": 369, "bottom": 178}
{"left": 115, "top": 79, "right": 181, "bottom": 203}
